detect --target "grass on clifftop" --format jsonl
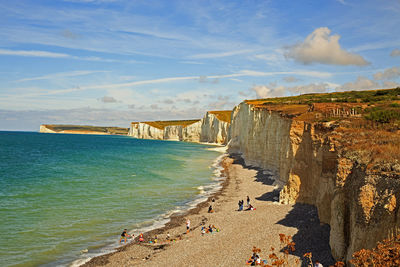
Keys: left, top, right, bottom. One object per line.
{"left": 44, "top": 125, "right": 129, "bottom": 135}
{"left": 245, "top": 87, "right": 400, "bottom": 105}
{"left": 139, "top": 120, "right": 201, "bottom": 130}
{"left": 245, "top": 87, "right": 400, "bottom": 128}
{"left": 208, "top": 110, "right": 232, "bottom": 123}
{"left": 245, "top": 88, "right": 400, "bottom": 169}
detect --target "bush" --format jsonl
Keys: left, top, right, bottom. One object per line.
{"left": 365, "top": 108, "right": 400, "bottom": 123}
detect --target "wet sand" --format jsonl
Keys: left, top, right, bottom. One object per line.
{"left": 81, "top": 154, "right": 335, "bottom": 267}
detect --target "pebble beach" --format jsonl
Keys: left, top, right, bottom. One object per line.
{"left": 82, "top": 155, "right": 335, "bottom": 267}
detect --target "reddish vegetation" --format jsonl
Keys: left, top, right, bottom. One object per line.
{"left": 350, "top": 234, "right": 400, "bottom": 266}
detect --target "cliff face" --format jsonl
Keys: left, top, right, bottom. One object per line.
{"left": 40, "top": 125, "right": 56, "bottom": 133}
{"left": 200, "top": 112, "right": 230, "bottom": 145}
{"left": 228, "top": 101, "right": 400, "bottom": 262}
{"left": 129, "top": 123, "right": 164, "bottom": 140}
{"left": 129, "top": 112, "right": 229, "bottom": 145}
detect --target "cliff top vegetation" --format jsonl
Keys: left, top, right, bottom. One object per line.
{"left": 42, "top": 124, "right": 129, "bottom": 135}
{"left": 208, "top": 110, "right": 232, "bottom": 123}
{"left": 246, "top": 88, "right": 400, "bottom": 172}
{"left": 245, "top": 87, "right": 400, "bottom": 128}
{"left": 133, "top": 119, "right": 201, "bottom": 130}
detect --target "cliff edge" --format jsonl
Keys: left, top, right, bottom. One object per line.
{"left": 228, "top": 88, "right": 400, "bottom": 262}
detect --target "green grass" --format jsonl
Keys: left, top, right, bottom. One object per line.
{"left": 246, "top": 87, "right": 400, "bottom": 105}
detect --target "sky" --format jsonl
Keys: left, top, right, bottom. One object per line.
{"left": 0, "top": 0, "right": 399, "bottom": 131}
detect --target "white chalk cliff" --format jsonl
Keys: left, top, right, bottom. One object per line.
{"left": 129, "top": 112, "right": 230, "bottom": 145}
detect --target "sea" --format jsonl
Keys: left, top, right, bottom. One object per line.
{"left": 0, "top": 131, "right": 225, "bottom": 267}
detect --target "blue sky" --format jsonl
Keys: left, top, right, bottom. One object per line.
{"left": 0, "top": 0, "right": 399, "bottom": 131}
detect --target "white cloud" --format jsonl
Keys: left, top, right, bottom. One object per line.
{"left": 373, "top": 67, "right": 400, "bottom": 80}
{"left": 48, "top": 69, "right": 332, "bottom": 94}
{"left": 188, "top": 49, "right": 256, "bottom": 59}
{"left": 339, "top": 76, "right": 379, "bottom": 91}
{"left": 16, "top": 70, "right": 109, "bottom": 82}
{"left": 99, "top": 96, "right": 118, "bottom": 103}
{"left": 207, "top": 95, "right": 236, "bottom": 110}
{"left": 251, "top": 82, "right": 332, "bottom": 99}
{"left": 0, "top": 48, "right": 133, "bottom": 63}
{"left": 390, "top": 49, "right": 400, "bottom": 57}
{"left": 285, "top": 27, "right": 369, "bottom": 66}
{"left": 252, "top": 85, "right": 273, "bottom": 98}
{"left": 0, "top": 49, "right": 70, "bottom": 58}
{"left": 283, "top": 76, "right": 300, "bottom": 83}
{"left": 383, "top": 81, "right": 400, "bottom": 88}
{"left": 336, "top": 0, "right": 349, "bottom": 5}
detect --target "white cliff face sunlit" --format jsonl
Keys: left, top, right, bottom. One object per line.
{"left": 129, "top": 111, "right": 230, "bottom": 145}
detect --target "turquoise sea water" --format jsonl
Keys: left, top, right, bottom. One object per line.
{"left": 0, "top": 132, "right": 223, "bottom": 267}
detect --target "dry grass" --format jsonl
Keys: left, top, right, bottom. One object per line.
{"left": 333, "top": 127, "right": 400, "bottom": 170}
{"left": 139, "top": 120, "right": 201, "bottom": 130}
{"left": 208, "top": 110, "right": 232, "bottom": 123}
{"left": 43, "top": 124, "right": 129, "bottom": 135}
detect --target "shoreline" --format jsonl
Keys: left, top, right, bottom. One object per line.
{"left": 80, "top": 154, "right": 335, "bottom": 266}
{"left": 79, "top": 154, "right": 231, "bottom": 267}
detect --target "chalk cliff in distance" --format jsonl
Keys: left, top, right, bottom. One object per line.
{"left": 129, "top": 110, "right": 231, "bottom": 145}
{"left": 40, "top": 124, "right": 129, "bottom": 135}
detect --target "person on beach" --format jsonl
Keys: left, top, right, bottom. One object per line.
{"left": 208, "top": 205, "right": 214, "bottom": 213}
{"left": 201, "top": 226, "right": 206, "bottom": 236}
{"left": 186, "top": 219, "right": 190, "bottom": 233}
{"left": 166, "top": 232, "right": 170, "bottom": 241}
{"left": 246, "top": 204, "right": 255, "bottom": 211}
{"left": 138, "top": 233, "right": 144, "bottom": 242}
{"left": 247, "top": 195, "right": 250, "bottom": 206}
{"left": 238, "top": 200, "right": 244, "bottom": 211}
{"left": 119, "top": 229, "right": 128, "bottom": 243}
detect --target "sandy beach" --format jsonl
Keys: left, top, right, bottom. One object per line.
{"left": 81, "top": 154, "right": 335, "bottom": 267}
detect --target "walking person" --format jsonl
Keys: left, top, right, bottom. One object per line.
{"left": 119, "top": 229, "right": 128, "bottom": 244}
{"left": 247, "top": 196, "right": 250, "bottom": 206}
{"left": 186, "top": 218, "right": 190, "bottom": 233}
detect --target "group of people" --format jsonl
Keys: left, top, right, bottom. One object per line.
{"left": 201, "top": 224, "right": 220, "bottom": 235}
{"left": 246, "top": 252, "right": 264, "bottom": 266}
{"left": 238, "top": 196, "right": 255, "bottom": 211}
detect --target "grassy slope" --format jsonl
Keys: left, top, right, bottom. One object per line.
{"left": 208, "top": 110, "right": 232, "bottom": 123}
{"left": 43, "top": 125, "right": 129, "bottom": 135}
{"left": 139, "top": 120, "right": 201, "bottom": 130}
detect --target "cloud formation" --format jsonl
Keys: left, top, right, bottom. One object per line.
{"left": 99, "top": 96, "right": 118, "bottom": 103}
{"left": 0, "top": 49, "right": 70, "bottom": 58}
{"left": 373, "top": 67, "right": 400, "bottom": 80}
{"left": 285, "top": 27, "right": 369, "bottom": 66}
{"left": 251, "top": 82, "right": 330, "bottom": 98}
{"left": 391, "top": 49, "right": 400, "bottom": 57}
{"left": 339, "top": 76, "right": 379, "bottom": 91}
{"left": 283, "top": 76, "right": 300, "bottom": 83}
